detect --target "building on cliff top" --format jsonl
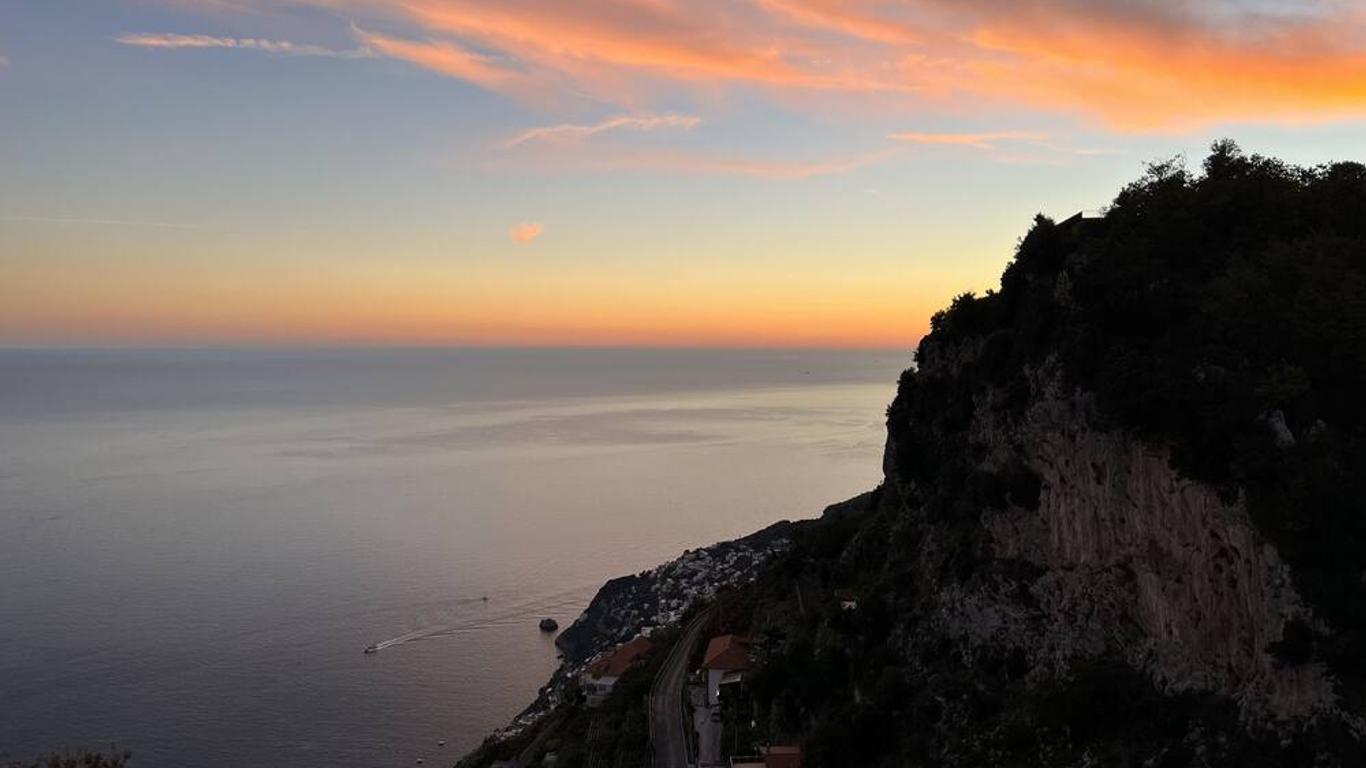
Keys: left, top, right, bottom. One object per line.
{"left": 701, "top": 634, "right": 751, "bottom": 705}
{"left": 581, "top": 636, "right": 653, "bottom": 707}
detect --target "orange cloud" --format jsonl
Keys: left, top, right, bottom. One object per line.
{"left": 164, "top": 0, "right": 1366, "bottom": 128}
{"left": 752, "top": 0, "right": 921, "bottom": 45}
{"left": 338, "top": 0, "right": 917, "bottom": 106}
{"left": 957, "top": 16, "right": 1366, "bottom": 129}
{"left": 396, "top": 0, "right": 795, "bottom": 85}
{"left": 510, "top": 221, "right": 543, "bottom": 243}
{"left": 354, "top": 29, "right": 537, "bottom": 97}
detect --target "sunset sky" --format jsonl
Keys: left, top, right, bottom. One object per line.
{"left": 3, "top": 0, "right": 1366, "bottom": 347}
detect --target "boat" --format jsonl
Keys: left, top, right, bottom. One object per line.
{"left": 539, "top": 617, "right": 559, "bottom": 632}
{"left": 364, "top": 643, "right": 379, "bottom": 655}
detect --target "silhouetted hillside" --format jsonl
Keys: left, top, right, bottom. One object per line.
{"left": 898, "top": 140, "right": 1366, "bottom": 699}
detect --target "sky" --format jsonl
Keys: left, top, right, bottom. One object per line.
{"left": 2, "top": 0, "right": 1366, "bottom": 348}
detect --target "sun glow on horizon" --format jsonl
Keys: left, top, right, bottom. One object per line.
{"left": 4, "top": 1, "right": 1366, "bottom": 347}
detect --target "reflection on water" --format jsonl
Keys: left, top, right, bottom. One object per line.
{"left": 0, "top": 348, "right": 905, "bottom": 767}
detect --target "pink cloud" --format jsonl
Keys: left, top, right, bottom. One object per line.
{"left": 887, "top": 131, "right": 1048, "bottom": 150}
{"left": 510, "top": 221, "right": 544, "bottom": 243}
{"left": 354, "top": 29, "right": 534, "bottom": 97}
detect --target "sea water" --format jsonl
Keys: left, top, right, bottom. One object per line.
{"left": 0, "top": 347, "right": 904, "bottom": 766}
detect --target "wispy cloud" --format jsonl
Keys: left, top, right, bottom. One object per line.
{"left": 887, "top": 131, "right": 1047, "bottom": 150}
{"left": 504, "top": 114, "right": 701, "bottom": 148}
{"left": 753, "top": 0, "right": 921, "bottom": 46}
{"left": 886, "top": 131, "right": 1126, "bottom": 164}
{"left": 116, "top": 32, "right": 373, "bottom": 58}
{"left": 352, "top": 28, "right": 543, "bottom": 102}
{"left": 352, "top": 0, "right": 913, "bottom": 107}
{"left": 510, "top": 221, "right": 543, "bottom": 243}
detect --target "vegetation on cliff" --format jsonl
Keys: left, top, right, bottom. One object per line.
{"left": 903, "top": 141, "right": 1366, "bottom": 696}
{"left": 2, "top": 752, "right": 131, "bottom": 768}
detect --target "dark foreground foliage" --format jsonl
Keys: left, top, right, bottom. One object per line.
{"left": 2, "top": 752, "right": 131, "bottom": 768}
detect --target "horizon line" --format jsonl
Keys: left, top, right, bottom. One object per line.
{"left": 0, "top": 342, "right": 914, "bottom": 353}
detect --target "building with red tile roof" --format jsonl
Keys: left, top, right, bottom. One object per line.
{"left": 581, "top": 636, "right": 653, "bottom": 706}
{"left": 701, "top": 634, "right": 751, "bottom": 704}
{"left": 702, "top": 634, "right": 752, "bottom": 672}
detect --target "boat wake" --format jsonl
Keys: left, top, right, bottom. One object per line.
{"left": 365, "top": 585, "right": 591, "bottom": 654}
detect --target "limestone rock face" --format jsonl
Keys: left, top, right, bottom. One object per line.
{"left": 977, "top": 382, "right": 1336, "bottom": 723}
{"left": 877, "top": 330, "right": 1347, "bottom": 733}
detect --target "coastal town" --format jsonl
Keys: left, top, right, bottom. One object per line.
{"left": 555, "top": 522, "right": 794, "bottom": 666}
{"left": 459, "top": 522, "right": 799, "bottom": 767}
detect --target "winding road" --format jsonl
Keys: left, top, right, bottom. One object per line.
{"left": 650, "top": 610, "right": 711, "bottom": 768}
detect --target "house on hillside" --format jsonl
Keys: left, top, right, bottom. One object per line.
{"left": 701, "top": 634, "right": 751, "bottom": 705}
{"left": 580, "top": 636, "right": 653, "bottom": 707}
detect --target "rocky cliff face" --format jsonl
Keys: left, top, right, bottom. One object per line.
{"left": 819, "top": 324, "right": 1363, "bottom": 763}
{"left": 894, "top": 356, "right": 1338, "bottom": 727}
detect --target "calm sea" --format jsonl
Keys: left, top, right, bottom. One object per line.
{"left": 0, "top": 348, "right": 904, "bottom": 767}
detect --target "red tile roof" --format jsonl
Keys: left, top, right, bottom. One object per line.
{"left": 701, "top": 634, "right": 752, "bottom": 671}
{"left": 587, "top": 636, "right": 653, "bottom": 679}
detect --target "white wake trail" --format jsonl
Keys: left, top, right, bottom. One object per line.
{"left": 366, "top": 588, "right": 594, "bottom": 653}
